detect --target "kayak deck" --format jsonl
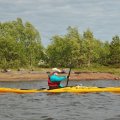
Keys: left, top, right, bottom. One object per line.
{"left": 0, "top": 86, "right": 120, "bottom": 94}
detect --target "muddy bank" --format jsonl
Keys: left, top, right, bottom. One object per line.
{"left": 0, "top": 70, "right": 120, "bottom": 81}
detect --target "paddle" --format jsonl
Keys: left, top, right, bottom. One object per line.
{"left": 66, "top": 67, "right": 72, "bottom": 87}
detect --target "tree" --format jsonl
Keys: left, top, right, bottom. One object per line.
{"left": 46, "top": 27, "right": 81, "bottom": 67}
{"left": 98, "top": 41, "right": 110, "bottom": 65}
{"left": 82, "top": 29, "right": 94, "bottom": 67}
{"left": 0, "top": 18, "right": 44, "bottom": 69}
{"left": 0, "top": 37, "right": 20, "bottom": 70}
{"left": 110, "top": 35, "right": 120, "bottom": 66}
{"left": 65, "top": 26, "right": 81, "bottom": 67}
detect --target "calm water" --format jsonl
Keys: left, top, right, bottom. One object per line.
{"left": 0, "top": 80, "right": 120, "bottom": 120}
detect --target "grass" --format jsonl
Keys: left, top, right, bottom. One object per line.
{"left": 73, "top": 66, "right": 120, "bottom": 76}
{"left": 35, "top": 66, "right": 120, "bottom": 76}
{"left": 1, "top": 66, "right": 120, "bottom": 76}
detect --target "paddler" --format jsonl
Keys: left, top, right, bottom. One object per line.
{"left": 48, "top": 68, "right": 68, "bottom": 89}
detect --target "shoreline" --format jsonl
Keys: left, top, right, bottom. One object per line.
{"left": 0, "top": 70, "right": 120, "bottom": 81}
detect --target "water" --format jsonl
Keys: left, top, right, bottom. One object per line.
{"left": 0, "top": 80, "right": 120, "bottom": 120}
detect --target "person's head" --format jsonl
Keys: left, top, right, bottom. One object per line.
{"left": 52, "top": 68, "right": 61, "bottom": 75}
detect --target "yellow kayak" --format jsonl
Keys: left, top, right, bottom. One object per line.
{"left": 0, "top": 86, "right": 120, "bottom": 94}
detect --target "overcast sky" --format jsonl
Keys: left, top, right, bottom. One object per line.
{"left": 0, "top": 0, "right": 120, "bottom": 46}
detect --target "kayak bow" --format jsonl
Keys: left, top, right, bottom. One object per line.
{"left": 0, "top": 86, "right": 120, "bottom": 94}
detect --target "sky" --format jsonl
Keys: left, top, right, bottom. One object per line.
{"left": 0, "top": 0, "right": 120, "bottom": 47}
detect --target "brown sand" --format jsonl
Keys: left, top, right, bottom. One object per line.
{"left": 0, "top": 70, "right": 120, "bottom": 81}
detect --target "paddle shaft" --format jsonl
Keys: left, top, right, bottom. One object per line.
{"left": 66, "top": 68, "right": 72, "bottom": 87}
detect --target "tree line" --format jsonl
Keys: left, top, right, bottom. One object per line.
{"left": 0, "top": 18, "right": 44, "bottom": 70}
{"left": 0, "top": 18, "right": 120, "bottom": 70}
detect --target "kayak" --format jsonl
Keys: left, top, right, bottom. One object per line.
{"left": 0, "top": 86, "right": 120, "bottom": 94}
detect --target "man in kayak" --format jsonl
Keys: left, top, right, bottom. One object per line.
{"left": 48, "top": 68, "right": 67, "bottom": 89}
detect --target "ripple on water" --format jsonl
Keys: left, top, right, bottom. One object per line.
{"left": 0, "top": 80, "right": 120, "bottom": 120}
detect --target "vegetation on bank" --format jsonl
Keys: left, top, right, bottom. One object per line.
{"left": 0, "top": 18, "right": 120, "bottom": 74}
{"left": 73, "top": 66, "right": 120, "bottom": 76}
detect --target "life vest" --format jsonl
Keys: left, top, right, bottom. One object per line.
{"left": 48, "top": 73, "right": 60, "bottom": 87}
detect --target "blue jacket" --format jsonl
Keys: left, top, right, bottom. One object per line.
{"left": 50, "top": 74, "right": 67, "bottom": 88}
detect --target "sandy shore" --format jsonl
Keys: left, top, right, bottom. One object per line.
{"left": 0, "top": 70, "right": 120, "bottom": 81}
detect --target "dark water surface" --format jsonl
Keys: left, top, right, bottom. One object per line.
{"left": 0, "top": 80, "right": 120, "bottom": 120}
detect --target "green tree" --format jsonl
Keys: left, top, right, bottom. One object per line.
{"left": 65, "top": 26, "right": 81, "bottom": 67}
{"left": 0, "top": 37, "right": 20, "bottom": 70}
{"left": 47, "top": 27, "right": 81, "bottom": 67}
{"left": 98, "top": 41, "right": 110, "bottom": 65}
{"left": 110, "top": 35, "right": 120, "bottom": 66}
{"left": 82, "top": 29, "right": 94, "bottom": 67}
{"left": 0, "top": 18, "right": 44, "bottom": 69}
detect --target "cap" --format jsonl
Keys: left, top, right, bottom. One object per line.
{"left": 52, "top": 68, "right": 61, "bottom": 73}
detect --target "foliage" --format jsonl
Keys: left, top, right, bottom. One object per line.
{"left": 109, "top": 35, "right": 120, "bottom": 66}
{"left": 46, "top": 27, "right": 81, "bottom": 67}
{"left": 0, "top": 18, "right": 44, "bottom": 70}
{"left": 0, "top": 18, "right": 120, "bottom": 69}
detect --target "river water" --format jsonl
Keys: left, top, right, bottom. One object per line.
{"left": 0, "top": 80, "right": 120, "bottom": 120}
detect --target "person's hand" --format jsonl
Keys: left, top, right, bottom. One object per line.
{"left": 67, "top": 76, "right": 69, "bottom": 79}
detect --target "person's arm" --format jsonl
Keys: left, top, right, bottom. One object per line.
{"left": 50, "top": 75, "right": 67, "bottom": 82}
